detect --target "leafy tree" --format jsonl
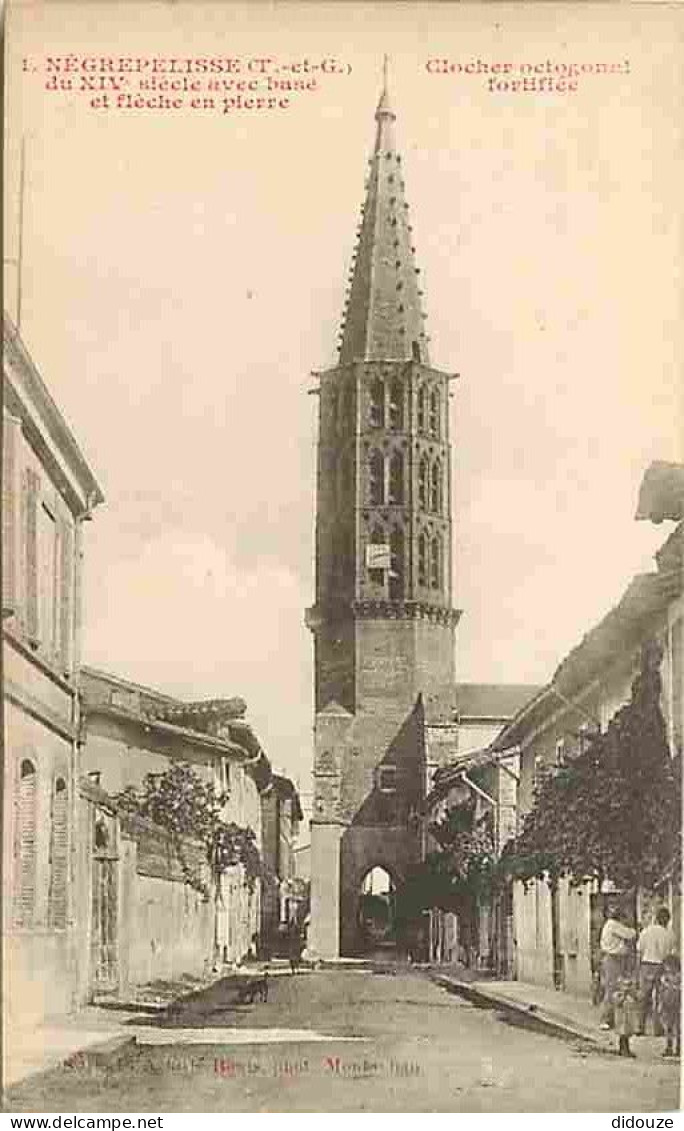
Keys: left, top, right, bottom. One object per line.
{"left": 502, "top": 641, "right": 681, "bottom": 891}
{"left": 396, "top": 793, "right": 496, "bottom": 934}
{"left": 116, "top": 761, "right": 264, "bottom": 898}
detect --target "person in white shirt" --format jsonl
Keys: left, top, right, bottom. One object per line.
{"left": 599, "top": 902, "right": 637, "bottom": 1029}
{"left": 636, "top": 906, "right": 675, "bottom": 1035}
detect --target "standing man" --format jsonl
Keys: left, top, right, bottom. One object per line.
{"left": 636, "top": 906, "right": 675, "bottom": 1035}
{"left": 599, "top": 901, "right": 637, "bottom": 1030}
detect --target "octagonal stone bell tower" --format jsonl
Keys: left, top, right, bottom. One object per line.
{"left": 306, "top": 69, "right": 461, "bottom": 958}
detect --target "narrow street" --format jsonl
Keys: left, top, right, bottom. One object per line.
{"left": 5, "top": 968, "right": 679, "bottom": 1113}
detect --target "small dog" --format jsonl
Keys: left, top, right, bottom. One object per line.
{"left": 236, "top": 971, "right": 269, "bottom": 1004}
{"left": 658, "top": 955, "right": 680, "bottom": 1058}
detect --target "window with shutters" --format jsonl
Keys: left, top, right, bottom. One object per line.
{"left": 38, "top": 502, "right": 58, "bottom": 657}
{"left": 24, "top": 470, "right": 40, "bottom": 644}
{"left": 58, "top": 519, "right": 74, "bottom": 675}
{"left": 13, "top": 758, "right": 38, "bottom": 928}
{"left": 48, "top": 776, "right": 69, "bottom": 929}
{"left": 2, "top": 413, "right": 20, "bottom": 618}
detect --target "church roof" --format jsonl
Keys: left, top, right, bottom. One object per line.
{"left": 454, "top": 682, "right": 545, "bottom": 721}
{"left": 424, "top": 683, "right": 543, "bottom": 725}
{"left": 338, "top": 69, "right": 429, "bottom": 365}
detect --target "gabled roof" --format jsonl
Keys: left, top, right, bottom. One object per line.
{"left": 80, "top": 665, "right": 273, "bottom": 787}
{"left": 337, "top": 78, "right": 429, "bottom": 365}
{"left": 454, "top": 683, "right": 544, "bottom": 721}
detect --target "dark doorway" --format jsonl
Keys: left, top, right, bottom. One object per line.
{"left": 358, "top": 866, "right": 397, "bottom": 955}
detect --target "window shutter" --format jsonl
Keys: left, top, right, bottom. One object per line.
{"left": 2, "top": 415, "right": 19, "bottom": 615}
{"left": 48, "top": 778, "right": 69, "bottom": 929}
{"left": 13, "top": 760, "right": 37, "bottom": 928}
{"left": 24, "top": 469, "right": 40, "bottom": 644}
{"left": 57, "top": 519, "right": 74, "bottom": 675}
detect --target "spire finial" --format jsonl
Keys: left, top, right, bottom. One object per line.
{"left": 375, "top": 55, "right": 395, "bottom": 121}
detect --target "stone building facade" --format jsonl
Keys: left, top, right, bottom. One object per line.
{"left": 78, "top": 667, "right": 274, "bottom": 992}
{"left": 2, "top": 312, "right": 104, "bottom": 1031}
{"left": 307, "top": 80, "right": 461, "bottom": 959}
{"left": 260, "top": 775, "right": 304, "bottom": 953}
{"left": 492, "top": 464, "right": 683, "bottom": 998}
{"left": 423, "top": 684, "right": 542, "bottom": 970}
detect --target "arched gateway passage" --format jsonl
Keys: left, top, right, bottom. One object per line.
{"left": 357, "top": 866, "right": 397, "bottom": 954}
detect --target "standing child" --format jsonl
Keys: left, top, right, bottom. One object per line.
{"left": 657, "top": 955, "right": 681, "bottom": 1059}
{"left": 613, "top": 970, "right": 640, "bottom": 1057}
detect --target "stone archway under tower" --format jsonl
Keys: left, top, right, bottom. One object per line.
{"left": 340, "top": 827, "right": 415, "bottom": 957}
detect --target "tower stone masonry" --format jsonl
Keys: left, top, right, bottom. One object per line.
{"left": 306, "top": 75, "right": 461, "bottom": 958}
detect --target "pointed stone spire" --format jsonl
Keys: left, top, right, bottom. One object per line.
{"left": 338, "top": 62, "right": 429, "bottom": 366}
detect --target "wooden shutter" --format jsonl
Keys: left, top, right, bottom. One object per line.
{"left": 24, "top": 469, "right": 40, "bottom": 644}
{"left": 48, "top": 777, "right": 69, "bottom": 929}
{"left": 56, "top": 519, "right": 73, "bottom": 675}
{"left": 2, "top": 415, "right": 19, "bottom": 614}
{"left": 13, "top": 759, "right": 37, "bottom": 928}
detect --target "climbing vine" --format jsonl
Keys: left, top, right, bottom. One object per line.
{"left": 116, "top": 761, "right": 264, "bottom": 899}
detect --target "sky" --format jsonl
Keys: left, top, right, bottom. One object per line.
{"left": 4, "top": 2, "right": 683, "bottom": 816}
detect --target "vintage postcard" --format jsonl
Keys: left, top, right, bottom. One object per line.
{"left": 2, "top": 0, "right": 683, "bottom": 1116}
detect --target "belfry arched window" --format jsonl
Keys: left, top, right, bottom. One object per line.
{"left": 389, "top": 379, "right": 403, "bottom": 431}
{"left": 48, "top": 776, "right": 68, "bottom": 929}
{"left": 417, "top": 386, "right": 426, "bottom": 432}
{"left": 430, "top": 459, "right": 442, "bottom": 514}
{"left": 369, "top": 450, "right": 385, "bottom": 505}
{"left": 389, "top": 527, "right": 405, "bottom": 600}
{"left": 430, "top": 535, "right": 442, "bottom": 590}
{"left": 14, "top": 758, "right": 37, "bottom": 928}
{"left": 418, "top": 455, "right": 428, "bottom": 508}
{"left": 388, "top": 450, "right": 404, "bottom": 506}
{"left": 370, "top": 378, "right": 385, "bottom": 428}
{"left": 418, "top": 532, "right": 427, "bottom": 588}
{"left": 368, "top": 524, "right": 387, "bottom": 586}
{"left": 429, "top": 389, "right": 440, "bottom": 437}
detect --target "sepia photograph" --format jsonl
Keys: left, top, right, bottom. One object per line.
{"left": 2, "top": 0, "right": 683, "bottom": 1115}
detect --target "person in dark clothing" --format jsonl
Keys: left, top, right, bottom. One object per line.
{"left": 288, "top": 920, "right": 303, "bottom": 975}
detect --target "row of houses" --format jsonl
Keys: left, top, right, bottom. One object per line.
{"left": 2, "top": 312, "right": 303, "bottom": 1036}
{"left": 424, "top": 460, "right": 683, "bottom": 998}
